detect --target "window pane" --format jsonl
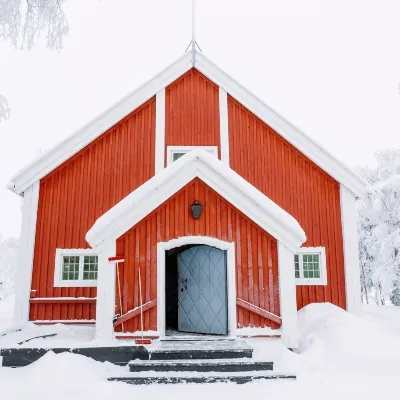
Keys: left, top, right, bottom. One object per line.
{"left": 83, "top": 255, "right": 98, "bottom": 280}
{"left": 294, "top": 254, "right": 300, "bottom": 278}
{"left": 172, "top": 152, "right": 186, "bottom": 162}
{"left": 61, "top": 256, "right": 79, "bottom": 280}
{"left": 301, "top": 253, "right": 320, "bottom": 280}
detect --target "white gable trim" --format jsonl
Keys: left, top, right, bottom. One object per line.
{"left": 86, "top": 150, "right": 306, "bottom": 253}
{"left": 7, "top": 50, "right": 367, "bottom": 198}
{"left": 194, "top": 52, "right": 367, "bottom": 198}
{"left": 7, "top": 52, "right": 193, "bottom": 195}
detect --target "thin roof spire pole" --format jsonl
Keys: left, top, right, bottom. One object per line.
{"left": 192, "top": 0, "right": 196, "bottom": 65}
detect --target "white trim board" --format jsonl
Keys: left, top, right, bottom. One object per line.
{"left": 7, "top": 50, "right": 367, "bottom": 198}
{"left": 95, "top": 241, "right": 117, "bottom": 340}
{"left": 86, "top": 150, "right": 306, "bottom": 253}
{"left": 219, "top": 88, "right": 230, "bottom": 166}
{"left": 278, "top": 242, "right": 299, "bottom": 349}
{"left": 13, "top": 181, "right": 40, "bottom": 323}
{"left": 157, "top": 236, "right": 236, "bottom": 338}
{"left": 340, "top": 184, "right": 362, "bottom": 314}
{"left": 155, "top": 89, "right": 166, "bottom": 173}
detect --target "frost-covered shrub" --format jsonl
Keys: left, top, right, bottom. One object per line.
{"left": 357, "top": 149, "right": 400, "bottom": 305}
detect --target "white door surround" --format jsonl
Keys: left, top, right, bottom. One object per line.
{"left": 157, "top": 236, "right": 236, "bottom": 339}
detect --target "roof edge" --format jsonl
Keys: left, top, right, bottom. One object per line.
{"left": 86, "top": 150, "right": 306, "bottom": 252}
{"left": 8, "top": 49, "right": 368, "bottom": 199}
{"left": 7, "top": 51, "right": 193, "bottom": 196}
{"left": 194, "top": 52, "right": 368, "bottom": 198}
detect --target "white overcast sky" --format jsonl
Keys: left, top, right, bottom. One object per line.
{"left": 0, "top": 0, "right": 399, "bottom": 238}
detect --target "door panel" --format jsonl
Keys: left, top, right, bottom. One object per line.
{"left": 177, "top": 245, "right": 228, "bottom": 335}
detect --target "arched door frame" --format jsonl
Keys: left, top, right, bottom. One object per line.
{"left": 157, "top": 236, "right": 236, "bottom": 338}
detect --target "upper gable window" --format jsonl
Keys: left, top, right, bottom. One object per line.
{"left": 54, "top": 249, "right": 98, "bottom": 287}
{"left": 294, "top": 247, "right": 327, "bottom": 286}
{"left": 167, "top": 146, "right": 218, "bottom": 166}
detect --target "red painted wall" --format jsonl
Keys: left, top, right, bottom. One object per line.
{"left": 165, "top": 68, "right": 221, "bottom": 161}
{"left": 228, "top": 95, "right": 346, "bottom": 310}
{"left": 115, "top": 178, "right": 280, "bottom": 333}
{"left": 29, "top": 98, "right": 156, "bottom": 321}
{"left": 29, "top": 66, "right": 347, "bottom": 323}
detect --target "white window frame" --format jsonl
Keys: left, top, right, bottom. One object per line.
{"left": 294, "top": 247, "right": 327, "bottom": 286}
{"left": 166, "top": 146, "right": 218, "bottom": 166}
{"left": 54, "top": 249, "right": 98, "bottom": 287}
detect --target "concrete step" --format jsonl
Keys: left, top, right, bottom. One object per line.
{"left": 108, "top": 373, "right": 296, "bottom": 385}
{"left": 0, "top": 345, "right": 149, "bottom": 367}
{"left": 129, "top": 358, "right": 273, "bottom": 373}
{"left": 149, "top": 340, "right": 253, "bottom": 360}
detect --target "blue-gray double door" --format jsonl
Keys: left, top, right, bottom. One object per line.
{"left": 177, "top": 245, "right": 228, "bottom": 335}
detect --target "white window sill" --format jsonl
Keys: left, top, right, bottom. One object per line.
{"left": 295, "top": 278, "right": 327, "bottom": 286}
{"left": 53, "top": 280, "right": 98, "bottom": 288}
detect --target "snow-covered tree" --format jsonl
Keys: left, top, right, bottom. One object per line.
{"left": 357, "top": 149, "right": 400, "bottom": 305}
{"left": 0, "top": 0, "right": 69, "bottom": 121}
{"left": 0, "top": 236, "right": 19, "bottom": 300}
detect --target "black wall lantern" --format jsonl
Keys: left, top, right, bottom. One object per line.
{"left": 190, "top": 200, "right": 203, "bottom": 219}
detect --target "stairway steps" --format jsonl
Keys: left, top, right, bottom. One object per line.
{"left": 129, "top": 359, "right": 273, "bottom": 373}
{"left": 149, "top": 340, "right": 253, "bottom": 360}
{"left": 108, "top": 373, "right": 296, "bottom": 385}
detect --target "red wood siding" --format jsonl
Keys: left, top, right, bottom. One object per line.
{"left": 29, "top": 98, "right": 156, "bottom": 321}
{"left": 228, "top": 95, "right": 346, "bottom": 310}
{"left": 115, "top": 178, "right": 280, "bottom": 333}
{"left": 165, "top": 68, "right": 221, "bottom": 161}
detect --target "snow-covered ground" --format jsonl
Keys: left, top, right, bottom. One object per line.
{"left": 1, "top": 297, "right": 400, "bottom": 400}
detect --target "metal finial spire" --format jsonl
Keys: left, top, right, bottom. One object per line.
{"left": 192, "top": 0, "right": 196, "bottom": 64}
{"left": 185, "top": 0, "right": 201, "bottom": 64}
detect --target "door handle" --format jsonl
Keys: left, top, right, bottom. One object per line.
{"left": 181, "top": 278, "right": 188, "bottom": 291}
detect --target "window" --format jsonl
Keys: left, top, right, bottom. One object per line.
{"left": 294, "top": 247, "right": 327, "bottom": 286}
{"left": 167, "top": 146, "right": 218, "bottom": 165}
{"left": 54, "top": 249, "right": 98, "bottom": 287}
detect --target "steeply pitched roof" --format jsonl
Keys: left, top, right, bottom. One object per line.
{"left": 7, "top": 50, "right": 368, "bottom": 198}
{"left": 86, "top": 150, "right": 306, "bottom": 252}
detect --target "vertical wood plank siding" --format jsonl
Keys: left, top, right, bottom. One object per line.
{"left": 29, "top": 98, "right": 156, "bottom": 321}
{"left": 165, "top": 68, "right": 221, "bottom": 161}
{"left": 115, "top": 178, "right": 280, "bottom": 333}
{"left": 228, "top": 96, "right": 346, "bottom": 310}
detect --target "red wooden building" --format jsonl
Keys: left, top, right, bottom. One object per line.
{"left": 8, "top": 50, "right": 367, "bottom": 348}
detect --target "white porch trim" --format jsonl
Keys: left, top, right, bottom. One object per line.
{"left": 95, "top": 241, "right": 116, "bottom": 340}
{"left": 157, "top": 236, "right": 236, "bottom": 338}
{"left": 13, "top": 181, "right": 40, "bottom": 323}
{"left": 86, "top": 150, "right": 306, "bottom": 253}
{"left": 278, "top": 242, "right": 299, "bottom": 349}
{"left": 219, "top": 87, "right": 229, "bottom": 165}
{"left": 155, "top": 88, "right": 166, "bottom": 173}
{"left": 340, "top": 184, "right": 362, "bottom": 314}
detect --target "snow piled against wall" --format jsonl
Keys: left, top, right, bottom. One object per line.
{"left": 1, "top": 303, "right": 400, "bottom": 399}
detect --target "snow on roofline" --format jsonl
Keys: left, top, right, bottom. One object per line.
{"left": 7, "top": 49, "right": 368, "bottom": 198}
{"left": 86, "top": 150, "right": 306, "bottom": 252}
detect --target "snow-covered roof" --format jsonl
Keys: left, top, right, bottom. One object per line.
{"left": 86, "top": 150, "right": 306, "bottom": 252}
{"left": 7, "top": 50, "right": 368, "bottom": 198}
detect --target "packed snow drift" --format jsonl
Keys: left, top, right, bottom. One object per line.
{"left": 1, "top": 298, "right": 400, "bottom": 399}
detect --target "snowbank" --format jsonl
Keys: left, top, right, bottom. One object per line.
{"left": 298, "top": 302, "right": 400, "bottom": 376}
{"left": 0, "top": 302, "right": 399, "bottom": 400}
{"left": 0, "top": 295, "right": 14, "bottom": 331}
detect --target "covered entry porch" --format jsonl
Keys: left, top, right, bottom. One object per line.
{"left": 86, "top": 150, "right": 306, "bottom": 348}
